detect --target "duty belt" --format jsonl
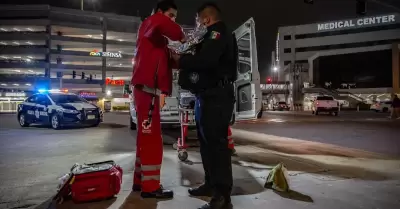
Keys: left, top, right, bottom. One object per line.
{"left": 134, "top": 85, "right": 162, "bottom": 96}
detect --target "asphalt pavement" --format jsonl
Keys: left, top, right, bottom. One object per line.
{"left": 0, "top": 112, "right": 399, "bottom": 209}
{"left": 234, "top": 111, "right": 400, "bottom": 157}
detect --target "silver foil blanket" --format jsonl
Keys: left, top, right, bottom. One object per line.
{"left": 168, "top": 23, "right": 208, "bottom": 55}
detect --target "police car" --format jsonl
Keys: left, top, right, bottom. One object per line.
{"left": 17, "top": 90, "right": 103, "bottom": 129}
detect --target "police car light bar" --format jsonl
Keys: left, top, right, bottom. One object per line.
{"left": 38, "top": 89, "right": 69, "bottom": 93}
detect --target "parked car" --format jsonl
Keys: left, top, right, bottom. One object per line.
{"left": 272, "top": 102, "right": 290, "bottom": 111}
{"left": 311, "top": 95, "right": 339, "bottom": 116}
{"left": 370, "top": 101, "right": 392, "bottom": 112}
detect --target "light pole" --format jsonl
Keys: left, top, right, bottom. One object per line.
{"left": 81, "top": 0, "right": 83, "bottom": 11}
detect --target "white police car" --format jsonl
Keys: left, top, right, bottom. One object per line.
{"left": 17, "top": 90, "right": 103, "bottom": 129}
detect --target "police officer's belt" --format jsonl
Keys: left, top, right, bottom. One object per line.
{"left": 134, "top": 84, "right": 162, "bottom": 96}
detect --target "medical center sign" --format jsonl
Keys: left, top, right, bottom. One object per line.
{"left": 317, "top": 14, "right": 396, "bottom": 31}
{"left": 89, "top": 50, "right": 122, "bottom": 58}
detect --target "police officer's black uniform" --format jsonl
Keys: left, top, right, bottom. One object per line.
{"left": 178, "top": 21, "right": 238, "bottom": 209}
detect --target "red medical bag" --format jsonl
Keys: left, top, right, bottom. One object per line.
{"left": 69, "top": 161, "right": 123, "bottom": 203}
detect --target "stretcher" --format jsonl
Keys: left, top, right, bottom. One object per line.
{"left": 173, "top": 91, "right": 197, "bottom": 161}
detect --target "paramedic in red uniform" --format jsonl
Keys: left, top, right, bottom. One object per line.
{"left": 130, "top": 0, "right": 185, "bottom": 199}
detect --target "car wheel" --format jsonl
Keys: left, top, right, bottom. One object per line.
{"left": 51, "top": 114, "right": 62, "bottom": 130}
{"left": 91, "top": 119, "right": 101, "bottom": 127}
{"left": 315, "top": 111, "right": 319, "bottom": 115}
{"left": 382, "top": 107, "right": 388, "bottom": 113}
{"left": 130, "top": 115, "right": 137, "bottom": 130}
{"left": 334, "top": 112, "right": 338, "bottom": 116}
{"left": 19, "top": 113, "right": 30, "bottom": 127}
{"left": 256, "top": 110, "right": 263, "bottom": 119}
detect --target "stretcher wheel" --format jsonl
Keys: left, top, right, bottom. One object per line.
{"left": 178, "top": 151, "right": 188, "bottom": 162}
{"left": 172, "top": 142, "right": 178, "bottom": 150}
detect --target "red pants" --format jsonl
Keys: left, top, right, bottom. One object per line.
{"left": 133, "top": 88, "right": 163, "bottom": 192}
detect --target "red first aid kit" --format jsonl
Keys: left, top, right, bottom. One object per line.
{"left": 68, "top": 161, "right": 123, "bottom": 203}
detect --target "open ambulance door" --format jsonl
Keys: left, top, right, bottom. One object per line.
{"left": 233, "top": 18, "right": 262, "bottom": 122}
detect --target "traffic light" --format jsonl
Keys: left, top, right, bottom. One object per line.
{"left": 266, "top": 77, "right": 272, "bottom": 84}
{"left": 356, "top": 0, "right": 367, "bottom": 15}
{"left": 72, "top": 71, "right": 76, "bottom": 79}
{"left": 304, "top": 0, "right": 314, "bottom": 4}
{"left": 81, "top": 72, "right": 85, "bottom": 79}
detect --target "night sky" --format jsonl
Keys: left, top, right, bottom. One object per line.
{"left": 2, "top": 0, "right": 400, "bottom": 78}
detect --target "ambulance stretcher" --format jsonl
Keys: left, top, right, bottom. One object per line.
{"left": 173, "top": 91, "right": 197, "bottom": 161}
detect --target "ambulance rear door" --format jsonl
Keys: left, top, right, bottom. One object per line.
{"left": 233, "top": 18, "right": 262, "bottom": 121}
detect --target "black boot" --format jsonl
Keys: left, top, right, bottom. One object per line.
{"left": 198, "top": 196, "right": 232, "bottom": 209}
{"left": 188, "top": 184, "right": 213, "bottom": 197}
{"left": 132, "top": 184, "right": 141, "bottom": 192}
{"left": 140, "top": 185, "right": 173, "bottom": 199}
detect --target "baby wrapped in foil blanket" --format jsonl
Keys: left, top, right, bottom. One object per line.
{"left": 168, "top": 17, "right": 208, "bottom": 55}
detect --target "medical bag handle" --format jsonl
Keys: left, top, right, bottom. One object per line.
{"left": 145, "top": 59, "right": 160, "bottom": 126}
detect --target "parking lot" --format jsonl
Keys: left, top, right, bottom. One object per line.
{"left": 0, "top": 111, "right": 399, "bottom": 209}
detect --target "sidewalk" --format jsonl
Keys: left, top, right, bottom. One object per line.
{"left": 48, "top": 143, "right": 400, "bottom": 209}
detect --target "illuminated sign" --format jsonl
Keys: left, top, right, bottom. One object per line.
{"left": 89, "top": 50, "right": 122, "bottom": 58}
{"left": 3, "top": 92, "right": 26, "bottom": 97}
{"left": 317, "top": 14, "right": 396, "bottom": 31}
{"left": 105, "top": 78, "right": 125, "bottom": 86}
{"left": 79, "top": 92, "right": 97, "bottom": 97}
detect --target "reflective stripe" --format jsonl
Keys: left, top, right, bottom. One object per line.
{"left": 141, "top": 165, "right": 161, "bottom": 171}
{"left": 142, "top": 175, "right": 160, "bottom": 181}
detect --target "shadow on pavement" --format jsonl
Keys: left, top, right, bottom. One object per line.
{"left": 33, "top": 197, "right": 116, "bottom": 209}
{"left": 234, "top": 151, "right": 390, "bottom": 181}
{"left": 179, "top": 154, "right": 265, "bottom": 196}
{"left": 273, "top": 190, "right": 314, "bottom": 203}
{"left": 232, "top": 130, "right": 390, "bottom": 159}
{"left": 118, "top": 192, "right": 169, "bottom": 209}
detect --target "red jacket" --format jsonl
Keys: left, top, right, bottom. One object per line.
{"left": 131, "top": 13, "right": 184, "bottom": 95}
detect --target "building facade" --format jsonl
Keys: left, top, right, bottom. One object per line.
{"left": 276, "top": 13, "right": 400, "bottom": 104}
{"left": 0, "top": 5, "right": 141, "bottom": 112}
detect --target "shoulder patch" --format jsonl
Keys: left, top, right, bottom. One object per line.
{"left": 210, "top": 31, "right": 221, "bottom": 40}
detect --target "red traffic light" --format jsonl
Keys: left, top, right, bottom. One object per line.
{"left": 266, "top": 77, "right": 272, "bottom": 83}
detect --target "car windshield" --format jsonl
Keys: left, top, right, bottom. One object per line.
{"left": 49, "top": 94, "right": 86, "bottom": 104}
{"left": 317, "top": 96, "right": 334, "bottom": 100}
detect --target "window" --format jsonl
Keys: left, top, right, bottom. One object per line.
{"left": 37, "top": 95, "right": 51, "bottom": 105}
{"left": 283, "top": 35, "right": 291, "bottom": 40}
{"left": 284, "top": 48, "right": 292, "bottom": 53}
{"left": 26, "top": 95, "right": 37, "bottom": 103}
{"left": 49, "top": 94, "right": 86, "bottom": 104}
{"left": 384, "top": 101, "right": 392, "bottom": 105}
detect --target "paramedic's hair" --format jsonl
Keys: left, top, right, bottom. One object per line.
{"left": 156, "top": 0, "right": 178, "bottom": 12}
{"left": 197, "top": 2, "right": 221, "bottom": 16}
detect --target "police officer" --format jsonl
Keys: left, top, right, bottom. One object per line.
{"left": 172, "top": 2, "right": 238, "bottom": 209}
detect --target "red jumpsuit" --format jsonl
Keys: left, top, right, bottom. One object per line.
{"left": 131, "top": 13, "right": 184, "bottom": 193}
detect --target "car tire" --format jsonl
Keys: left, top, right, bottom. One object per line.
{"left": 256, "top": 110, "right": 263, "bottom": 119}
{"left": 18, "top": 113, "right": 30, "bottom": 127}
{"left": 50, "top": 114, "right": 62, "bottom": 130}
{"left": 315, "top": 111, "right": 319, "bottom": 115}
{"left": 333, "top": 112, "right": 338, "bottom": 116}
{"left": 130, "top": 115, "right": 137, "bottom": 130}
{"left": 91, "top": 119, "right": 101, "bottom": 127}
{"left": 382, "top": 107, "right": 388, "bottom": 113}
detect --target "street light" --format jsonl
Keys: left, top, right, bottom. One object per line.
{"left": 106, "top": 90, "right": 112, "bottom": 96}
{"left": 273, "top": 66, "right": 278, "bottom": 72}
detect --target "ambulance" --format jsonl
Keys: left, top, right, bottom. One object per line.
{"left": 129, "top": 18, "right": 262, "bottom": 130}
